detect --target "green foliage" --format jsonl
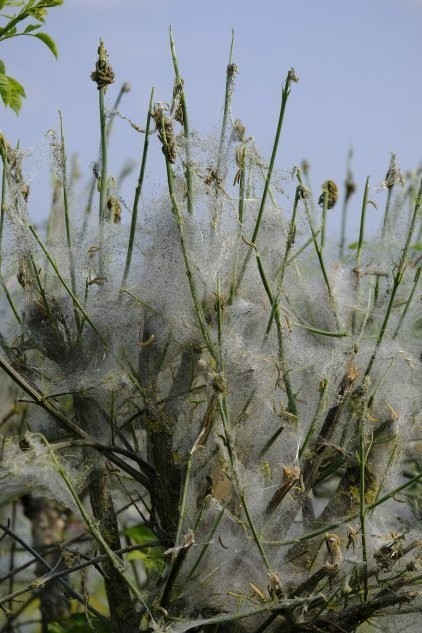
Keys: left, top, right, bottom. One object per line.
{"left": 47, "top": 613, "right": 110, "bottom": 633}
{"left": 0, "top": 0, "right": 62, "bottom": 112}
{"left": 124, "top": 524, "right": 165, "bottom": 575}
{"left": 0, "top": 60, "right": 25, "bottom": 112}
{"left": 124, "top": 523, "right": 157, "bottom": 543}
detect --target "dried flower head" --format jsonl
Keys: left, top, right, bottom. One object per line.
{"left": 91, "top": 39, "right": 115, "bottom": 91}
{"left": 171, "top": 76, "right": 184, "bottom": 125}
{"left": 383, "top": 152, "right": 405, "bottom": 189}
{"left": 324, "top": 533, "right": 343, "bottom": 566}
{"left": 151, "top": 103, "right": 177, "bottom": 163}
{"left": 233, "top": 118, "right": 246, "bottom": 141}
{"left": 318, "top": 180, "right": 339, "bottom": 209}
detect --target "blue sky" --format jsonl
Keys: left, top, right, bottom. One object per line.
{"left": 2, "top": 0, "right": 421, "bottom": 238}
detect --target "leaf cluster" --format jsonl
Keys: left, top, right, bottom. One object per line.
{"left": 0, "top": 0, "right": 62, "bottom": 112}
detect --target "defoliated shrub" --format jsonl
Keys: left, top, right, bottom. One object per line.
{"left": 0, "top": 42, "right": 421, "bottom": 633}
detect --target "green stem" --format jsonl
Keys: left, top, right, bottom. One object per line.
{"left": 83, "top": 83, "right": 129, "bottom": 230}
{"left": 373, "top": 444, "right": 397, "bottom": 505}
{"left": 251, "top": 69, "right": 297, "bottom": 246}
{"left": 236, "top": 69, "right": 297, "bottom": 291}
{"left": 169, "top": 27, "right": 193, "bottom": 214}
{"left": 364, "top": 178, "right": 422, "bottom": 379}
{"left": 29, "top": 225, "right": 108, "bottom": 348}
{"left": 285, "top": 231, "right": 321, "bottom": 267}
{"left": 263, "top": 471, "right": 422, "bottom": 546}
{"left": 0, "top": 350, "right": 154, "bottom": 489}
{"left": 216, "top": 276, "right": 224, "bottom": 368}
{"left": 293, "top": 323, "right": 348, "bottom": 337}
{"left": 49, "top": 447, "right": 151, "bottom": 610}
{"left": 299, "top": 379, "right": 328, "bottom": 460}
{"left": 356, "top": 177, "right": 370, "bottom": 266}
{"left": 296, "top": 168, "right": 340, "bottom": 330}
{"left": 0, "top": 144, "right": 6, "bottom": 264}
{"left": 0, "top": 6, "right": 33, "bottom": 39}
{"left": 358, "top": 414, "right": 369, "bottom": 601}
{"left": 339, "top": 148, "right": 353, "bottom": 259}
{"left": 238, "top": 145, "right": 246, "bottom": 224}
{"left": 58, "top": 111, "right": 81, "bottom": 333}
{"left": 215, "top": 29, "right": 235, "bottom": 189}
{"left": 173, "top": 452, "right": 193, "bottom": 560}
{"left": 240, "top": 493, "right": 271, "bottom": 569}
{"left": 255, "top": 249, "right": 297, "bottom": 414}
{"left": 186, "top": 506, "right": 225, "bottom": 580}
{"left": 30, "top": 254, "right": 67, "bottom": 348}
{"left": 121, "top": 87, "right": 154, "bottom": 287}
{"left": 160, "top": 540, "right": 193, "bottom": 609}
{"left": 381, "top": 186, "right": 393, "bottom": 237}
{"left": 392, "top": 266, "right": 420, "bottom": 339}
{"left": 99, "top": 88, "right": 108, "bottom": 222}
{"left": 352, "top": 176, "right": 370, "bottom": 334}
{"left": 0, "top": 273, "right": 21, "bottom": 324}
{"left": 228, "top": 143, "right": 247, "bottom": 303}
{"left": 321, "top": 189, "right": 328, "bottom": 250}
{"left": 276, "top": 185, "right": 300, "bottom": 287}
{"left": 161, "top": 124, "right": 217, "bottom": 360}
{"left": 0, "top": 522, "right": 110, "bottom": 626}
{"left": 216, "top": 392, "right": 271, "bottom": 569}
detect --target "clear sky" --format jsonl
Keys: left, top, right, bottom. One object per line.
{"left": 2, "top": 0, "right": 421, "bottom": 238}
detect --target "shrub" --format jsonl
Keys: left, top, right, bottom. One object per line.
{"left": 0, "top": 33, "right": 421, "bottom": 633}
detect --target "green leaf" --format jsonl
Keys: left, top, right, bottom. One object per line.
{"left": 37, "top": 0, "right": 64, "bottom": 6}
{"left": 28, "top": 7, "right": 47, "bottom": 21}
{"left": 7, "top": 74, "right": 25, "bottom": 112}
{"left": 0, "top": 72, "right": 25, "bottom": 113}
{"left": 0, "top": 60, "right": 5, "bottom": 73}
{"left": 127, "top": 546, "right": 165, "bottom": 574}
{"left": 410, "top": 242, "right": 422, "bottom": 251}
{"left": 0, "top": 25, "right": 17, "bottom": 39}
{"left": 33, "top": 30, "right": 57, "bottom": 57}
{"left": 123, "top": 524, "right": 164, "bottom": 575}
{"left": 124, "top": 523, "right": 157, "bottom": 543}
{"left": 23, "top": 22, "right": 40, "bottom": 33}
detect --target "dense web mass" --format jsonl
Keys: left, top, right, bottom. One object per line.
{"left": 0, "top": 64, "right": 421, "bottom": 632}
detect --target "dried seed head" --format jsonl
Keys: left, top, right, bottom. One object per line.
{"left": 267, "top": 571, "right": 283, "bottom": 598}
{"left": 345, "top": 171, "right": 356, "bottom": 202}
{"left": 266, "top": 465, "right": 301, "bottom": 514}
{"left": 210, "top": 371, "right": 226, "bottom": 394}
{"left": 287, "top": 67, "right": 299, "bottom": 83}
{"left": 383, "top": 153, "right": 404, "bottom": 189}
{"left": 17, "top": 259, "right": 33, "bottom": 289}
{"left": 107, "top": 195, "right": 121, "bottom": 223}
{"left": 233, "top": 119, "right": 246, "bottom": 141}
{"left": 373, "top": 532, "right": 406, "bottom": 569}
{"left": 345, "top": 360, "right": 359, "bottom": 384}
{"left": 91, "top": 40, "right": 115, "bottom": 91}
{"left": 235, "top": 144, "right": 245, "bottom": 169}
{"left": 318, "top": 180, "right": 339, "bottom": 209}
{"left": 233, "top": 144, "right": 246, "bottom": 186}
{"left": 324, "top": 533, "right": 343, "bottom": 566}
{"left": 226, "top": 62, "right": 239, "bottom": 98}
{"left": 301, "top": 158, "right": 310, "bottom": 176}
{"left": 151, "top": 103, "right": 177, "bottom": 163}
{"left": 346, "top": 525, "right": 359, "bottom": 550}
{"left": 171, "top": 76, "right": 184, "bottom": 125}
{"left": 227, "top": 62, "right": 239, "bottom": 81}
